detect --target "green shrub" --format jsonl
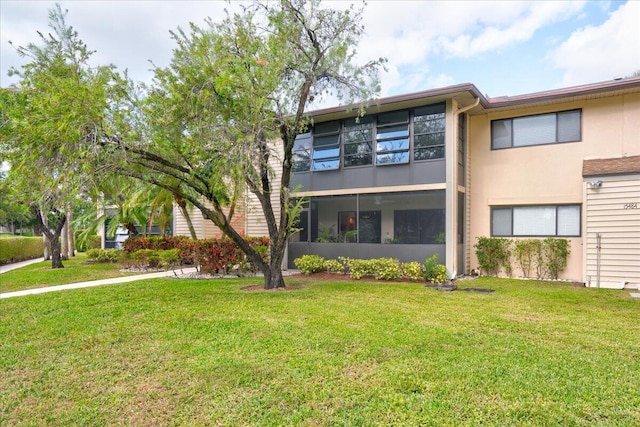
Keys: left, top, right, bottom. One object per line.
{"left": 370, "top": 258, "right": 402, "bottom": 280}
{"left": 424, "top": 254, "right": 448, "bottom": 284}
{"left": 544, "top": 238, "right": 571, "bottom": 279}
{"left": 474, "top": 237, "right": 512, "bottom": 276}
{"left": 514, "top": 239, "right": 537, "bottom": 278}
{"left": 159, "top": 249, "right": 181, "bottom": 270}
{"left": 401, "top": 261, "right": 424, "bottom": 280}
{"left": 342, "top": 258, "right": 375, "bottom": 280}
{"left": 86, "top": 248, "right": 121, "bottom": 263}
{"left": 294, "top": 255, "right": 326, "bottom": 274}
{"left": 0, "top": 237, "right": 44, "bottom": 265}
{"left": 133, "top": 249, "right": 161, "bottom": 269}
{"left": 324, "top": 259, "right": 345, "bottom": 274}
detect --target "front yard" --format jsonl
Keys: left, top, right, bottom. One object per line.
{"left": 1, "top": 275, "right": 638, "bottom": 425}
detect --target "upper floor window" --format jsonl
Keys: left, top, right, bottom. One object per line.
{"left": 344, "top": 116, "right": 373, "bottom": 167}
{"left": 376, "top": 111, "right": 410, "bottom": 165}
{"left": 414, "top": 105, "right": 446, "bottom": 160}
{"left": 312, "top": 121, "right": 340, "bottom": 170}
{"left": 292, "top": 102, "right": 446, "bottom": 172}
{"left": 491, "top": 109, "right": 581, "bottom": 150}
{"left": 293, "top": 132, "right": 312, "bottom": 172}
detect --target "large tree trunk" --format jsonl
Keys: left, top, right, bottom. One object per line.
{"left": 263, "top": 263, "right": 285, "bottom": 289}
{"left": 32, "top": 205, "right": 66, "bottom": 269}
{"left": 50, "top": 234, "right": 64, "bottom": 268}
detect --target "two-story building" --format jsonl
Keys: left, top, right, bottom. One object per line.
{"left": 176, "top": 77, "right": 640, "bottom": 289}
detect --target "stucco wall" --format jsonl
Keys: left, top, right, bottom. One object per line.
{"left": 468, "top": 93, "right": 640, "bottom": 282}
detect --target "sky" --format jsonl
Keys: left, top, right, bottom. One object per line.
{"left": 1, "top": 0, "right": 639, "bottom": 105}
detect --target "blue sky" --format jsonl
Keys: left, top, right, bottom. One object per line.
{"left": 1, "top": 0, "right": 639, "bottom": 102}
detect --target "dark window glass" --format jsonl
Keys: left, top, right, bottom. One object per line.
{"left": 394, "top": 209, "right": 445, "bottom": 244}
{"left": 377, "top": 125, "right": 409, "bottom": 140}
{"left": 293, "top": 132, "right": 312, "bottom": 172}
{"left": 344, "top": 116, "right": 373, "bottom": 167}
{"left": 414, "top": 146, "right": 445, "bottom": 161}
{"left": 414, "top": 105, "right": 445, "bottom": 161}
{"left": 312, "top": 121, "right": 340, "bottom": 171}
{"left": 378, "top": 111, "right": 409, "bottom": 125}
{"left": 359, "top": 211, "right": 381, "bottom": 243}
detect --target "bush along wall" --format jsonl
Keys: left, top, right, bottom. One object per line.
{"left": 122, "top": 235, "right": 270, "bottom": 275}
{"left": 293, "top": 255, "right": 448, "bottom": 284}
{"left": 0, "top": 237, "right": 44, "bottom": 265}
{"left": 475, "top": 237, "right": 571, "bottom": 280}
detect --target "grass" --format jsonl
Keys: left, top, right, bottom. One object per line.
{"left": 1, "top": 276, "right": 639, "bottom": 426}
{"left": 0, "top": 253, "right": 145, "bottom": 294}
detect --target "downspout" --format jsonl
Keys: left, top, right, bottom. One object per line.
{"left": 449, "top": 97, "right": 480, "bottom": 279}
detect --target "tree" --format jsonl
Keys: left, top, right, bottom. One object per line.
{"left": 105, "top": 0, "right": 384, "bottom": 288}
{"left": 0, "top": 5, "right": 121, "bottom": 268}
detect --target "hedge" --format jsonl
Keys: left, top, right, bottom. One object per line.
{"left": 123, "top": 235, "right": 270, "bottom": 275}
{"left": 0, "top": 237, "right": 44, "bottom": 265}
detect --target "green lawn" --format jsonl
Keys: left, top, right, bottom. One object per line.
{"left": 0, "top": 253, "right": 144, "bottom": 294}
{"left": 1, "top": 276, "right": 638, "bottom": 426}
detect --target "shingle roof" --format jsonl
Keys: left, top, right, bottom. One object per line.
{"left": 583, "top": 156, "right": 640, "bottom": 177}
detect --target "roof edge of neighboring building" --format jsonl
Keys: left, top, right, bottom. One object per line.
{"left": 583, "top": 155, "right": 640, "bottom": 177}
{"left": 306, "top": 76, "right": 640, "bottom": 119}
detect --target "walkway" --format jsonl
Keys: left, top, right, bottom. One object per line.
{"left": 0, "top": 258, "right": 197, "bottom": 299}
{"left": 0, "top": 257, "right": 44, "bottom": 274}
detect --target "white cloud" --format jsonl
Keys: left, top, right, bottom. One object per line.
{"left": 433, "top": 1, "right": 585, "bottom": 58}
{"left": 550, "top": 1, "right": 640, "bottom": 86}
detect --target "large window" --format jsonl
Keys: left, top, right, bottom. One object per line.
{"left": 292, "top": 191, "right": 445, "bottom": 244}
{"left": 292, "top": 103, "right": 446, "bottom": 172}
{"left": 491, "top": 110, "right": 581, "bottom": 149}
{"left": 492, "top": 205, "right": 581, "bottom": 237}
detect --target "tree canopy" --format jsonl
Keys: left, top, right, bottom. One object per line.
{"left": 104, "top": 0, "right": 385, "bottom": 288}
{"left": 1, "top": 0, "right": 384, "bottom": 285}
{"left": 0, "top": 4, "right": 122, "bottom": 267}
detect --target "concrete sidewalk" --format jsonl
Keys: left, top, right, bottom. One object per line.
{"left": 0, "top": 257, "right": 45, "bottom": 274}
{"left": 1, "top": 267, "right": 197, "bottom": 299}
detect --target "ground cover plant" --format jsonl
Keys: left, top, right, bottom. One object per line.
{"left": 0, "top": 253, "right": 144, "bottom": 294}
{"left": 1, "top": 276, "right": 639, "bottom": 425}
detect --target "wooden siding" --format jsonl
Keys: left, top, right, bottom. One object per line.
{"left": 585, "top": 177, "right": 640, "bottom": 288}
{"left": 246, "top": 142, "right": 283, "bottom": 238}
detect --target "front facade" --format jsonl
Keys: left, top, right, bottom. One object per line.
{"left": 176, "top": 77, "right": 640, "bottom": 289}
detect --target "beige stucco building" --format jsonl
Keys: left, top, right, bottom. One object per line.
{"left": 174, "top": 77, "right": 640, "bottom": 289}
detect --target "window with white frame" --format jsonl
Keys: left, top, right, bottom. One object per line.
{"left": 491, "top": 110, "right": 581, "bottom": 150}
{"left": 491, "top": 205, "right": 581, "bottom": 237}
